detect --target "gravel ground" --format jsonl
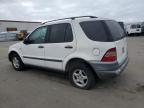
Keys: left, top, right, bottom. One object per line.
{"left": 0, "top": 37, "right": 144, "bottom": 108}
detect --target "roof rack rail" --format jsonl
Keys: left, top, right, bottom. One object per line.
{"left": 42, "top": 16, "right": 97, "bottom": 24}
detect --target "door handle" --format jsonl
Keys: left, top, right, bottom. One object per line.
{"left": 38, "top": 45, "right": 44, "bottom": 48}
{"left": 65, "top": 45, "right": 73, "bottom": 49}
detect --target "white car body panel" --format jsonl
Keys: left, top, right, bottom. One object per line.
{"left": 8, "top": 42, "right": 23, "bottom": 60}
{"left": 114, "top": 38, "right": 127, "bottom": 64}
{"left": 21, "top": 43, "right": 45, "bottom": 67}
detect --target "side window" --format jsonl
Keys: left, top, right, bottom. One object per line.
{"left": 80, "top": 21, "right": 108, "bottom": 42}
{"left": 28, "top": 26, "right": 47, "bottom": 44}
{"left": 131, "top": 24, "right": 137, "bottom": 29}
{"left": 137, "top": 24, "right": 141, "bottom": 28}
{"left": 49, "top": 23, "right": 73, "bottom": 43}
{"left": 65, "top": 24, "right": 73, "bottom": 42}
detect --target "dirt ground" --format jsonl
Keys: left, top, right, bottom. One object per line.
{"left": 0, "top": 37, "right": 144, "bottom": 108}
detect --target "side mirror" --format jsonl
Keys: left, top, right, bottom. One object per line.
{"left": 23, "top": 38, "right": 32, "bottom": 44}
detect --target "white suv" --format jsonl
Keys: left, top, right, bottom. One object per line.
{"left": 8, "top": 16, "right": 129, "bottom": 89}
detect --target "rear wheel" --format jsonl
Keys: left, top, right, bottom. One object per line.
{"left": 69, "top": 62, "right": 96, "bottom": 90}
{"left": 11, "top": 53, "right": 24, "bottom": 71}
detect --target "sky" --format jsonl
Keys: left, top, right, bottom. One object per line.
{"left": 0, "top": 0, "right": 144, "bottom": 23}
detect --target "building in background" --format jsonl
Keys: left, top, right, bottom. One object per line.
{"left": 0, "top": 20, "right": 41, "bottom": 32}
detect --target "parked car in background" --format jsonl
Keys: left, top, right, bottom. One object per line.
{"left": 8, "top": 16, "right": 129, "bottom": 89}
{"left": 126, "top": 23, "right": 142, "bottom": 36}
{"left": 141, "top": 22, "right": 144, "bottom": 34}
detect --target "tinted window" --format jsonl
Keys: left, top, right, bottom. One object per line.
{"left": 49, "top": 23, "right": 73, "bottom": 43}
{"left": 65, "top": 24, "right": 73, "bottom": 42}
{"left": 131, "top": 24, "right": 137, "bottom": 29}
{"left": 137, "top": 24, "right": 141, "bottom": 28}
{"left": 80, "top": 20, "right": 125, "bottom": 42}
{"left": 118, "top": 22, "right": 124, "bottom": 29}
{"left": 28, "top": 26, "right": 47, "bottom": 44}
{"left": 142, "top": 22, "right": 144, "bottom": 27}
{"left": 105, "top": 21, "right": 125, "bottom": 41}
{"left": 80, "top": 21, "right": 109, "bottom": 42}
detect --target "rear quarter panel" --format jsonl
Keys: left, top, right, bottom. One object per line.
{"left": 63, "top": 20, "right": 116, "bottom": 70}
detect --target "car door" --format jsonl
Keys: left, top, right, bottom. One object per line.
{"left": 44, "top": 22, "right": 76, "bottom": 70}
{"left": 21, "top": 26, "right": 48, "bottom": 67}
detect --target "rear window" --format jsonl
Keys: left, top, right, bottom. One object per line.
{"left": 80, "top": 20, "right": 125, "bottom": 42}
{"left": 105, "top": 20, "right": 125, "bottom": 41}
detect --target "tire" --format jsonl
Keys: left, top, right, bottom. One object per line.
{"left": 11, "top": 53, "right": 24, "bottom": 71}
{"left": 68, "top": 62, "right": 96, "bottom": 90}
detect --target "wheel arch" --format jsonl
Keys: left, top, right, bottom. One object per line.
{"left": 8, "top": 51, "right": 21, "bottom": 61}
{"left": 65, "top": 58, "right": 98, "bottom": 79}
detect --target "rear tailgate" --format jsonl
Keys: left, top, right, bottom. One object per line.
{"left": 104, "top": 20, "right": 128, "bottom": 64}
{"left": 115, "top": 38, "right": 127, "bottom": 64}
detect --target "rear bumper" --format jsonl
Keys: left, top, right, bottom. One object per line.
{"left": 89, "top": 57, "right": 129, "bottom": 79}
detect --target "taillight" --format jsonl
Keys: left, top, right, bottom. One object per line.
{"left": 101, "top": 48, "right": 117, "bottom": 62}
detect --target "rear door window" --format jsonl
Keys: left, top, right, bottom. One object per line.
{"left": 49, "top": 23, "right": 67, "bottom": 43}
{"left": 49, "top": 23, "right": 73, "bottom": 43}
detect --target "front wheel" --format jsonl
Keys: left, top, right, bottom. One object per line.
{"left": 69, "top": 62, "right": 96, "bottom": 90}
{"left": 11, "top": 54, "right": 24, "bottom": 71}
